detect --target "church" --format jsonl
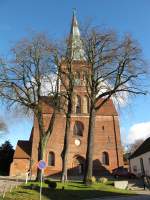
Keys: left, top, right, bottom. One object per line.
{"left": 10, "top": 13, "right": 123, "bottom": 177}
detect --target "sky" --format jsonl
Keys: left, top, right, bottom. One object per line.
{"left": 0, "top": 0, "right": 150, "bottom": 147}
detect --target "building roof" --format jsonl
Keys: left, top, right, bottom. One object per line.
{"left": 96, "top": 98, "right": 118, "bottom": 116}
{"left": 13, "top": 140, "right": 31, "bottom": 159}
{"left": 129, "top": 137, "right": 150, "bottom": 159}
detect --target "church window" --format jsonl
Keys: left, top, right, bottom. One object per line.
{"left": 82, "top": 71, "right": 86, "bottom": 83}
{"left": 73, "top": 121, "right": 84, "bottom": 136}
{"left": 75, "top": 71, "right": 81, "bottom": 85}
{"left": 102, "top": 126, "right": 105, "bottom": 131}
{"left": 75, "top": 95, "right": 81, "bottom": 114}
{"left": 102, "top": 152, "right": 109, "bottom": 165}
{"left": 83, "top": 96, "right": 89, "bottom": 114}
{"left": 83, "top": 71, "right": 86, "bottom": 80}
{"left": 48, "top": 152, "right": 55, "bottom": 166}
{"left": 108, "top": 136, "right": 111, "bottom": 143}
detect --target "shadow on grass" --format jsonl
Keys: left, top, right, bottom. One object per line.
{"left": 16, "top": 191, "right": 32, "bottom": 195}
{"left": 22, "top": 183, "right": 135, "bottom": 200}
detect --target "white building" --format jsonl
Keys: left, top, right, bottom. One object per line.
{"left": 129, "top": 137, "right": 150, "bottom": 177}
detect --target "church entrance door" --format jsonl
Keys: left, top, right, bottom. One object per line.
{"left": 73, "top": 155, "right": 85, "bottom": 175}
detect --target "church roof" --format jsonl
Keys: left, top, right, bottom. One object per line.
{"left": 129, "top": 137, "right": 150, "bottom": 159}
{"left": 96, "top": 98, "right": 118, "bottom": 116}
{"left": 67, "top": 11, "right": 86, "bottom": 61}
{"left": 13, "top": 140, "right": 31, "bottom": 159}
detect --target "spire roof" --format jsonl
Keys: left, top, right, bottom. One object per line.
{"left": 68, "top": 11, "right": 86, "bottom": 61}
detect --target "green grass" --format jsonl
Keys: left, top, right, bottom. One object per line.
{"left": 1, "top": 181, "right": 135, "bottom": 200}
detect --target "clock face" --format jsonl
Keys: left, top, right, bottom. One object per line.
{"left": 75, "top": 139, "right": 81, "bottom": 146}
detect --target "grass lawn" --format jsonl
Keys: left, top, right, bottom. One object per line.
{"left": 1, "top": 181, "right": 135, "bottom": 200}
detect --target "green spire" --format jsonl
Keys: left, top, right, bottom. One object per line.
{"left": 68, "top": 10, "right": 85, "bottom": 61}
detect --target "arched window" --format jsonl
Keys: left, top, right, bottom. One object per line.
{"left": 75, "top": 71, "right": 81, "bottom": 85}
{"left": 82, "top": 71, "right": 86, "bottom": 80}
{"left": 48, "top": 152, "right": 55, "bottom": 166}
{"left": 83, "top": 96, "right": 89, "bottom": 114}
{"left": 82, "top": 71, "right": 86, "bottom": 86}
{"left": 75, "top": 95, "right": 81, "bottom": 114}
{"left": 73, "top": 121, "right": 84, "bottom": 136}
{"left": 102, "top": 152, "right": 109, "bottom": 165}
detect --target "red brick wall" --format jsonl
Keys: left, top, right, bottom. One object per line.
{"left": 29, "top": 113, "right": 123, "bottom": 177}
{"left": 10, "top": 159, "right": 30, "bottom": 177}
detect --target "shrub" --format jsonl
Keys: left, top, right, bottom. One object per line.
{"left": 44, "top": 179, "right": 57, "bottom": 189}
{"left": 86, "top": 176, "right": 96, "bottom": 185}
{"left": 98, "top": 177, "right": 108, "bottom": 184}
{"left": 44, "top": 178, "right": 51, "bottom": 184}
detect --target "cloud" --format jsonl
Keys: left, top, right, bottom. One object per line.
{"left": 127, "top": 121, "right": 150, "bottom": 144}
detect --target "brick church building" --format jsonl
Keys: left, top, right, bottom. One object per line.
{"left": 10, "top": 13, "right": 123, "bottom": 177}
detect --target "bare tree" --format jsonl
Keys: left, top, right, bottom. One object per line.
{"left": 0, "top": 119, "right": 7, "bottom": 136}
{"left": 0, "top": 34, "right": 60, "bottom": 180}
{"left": 81, "top": 28, "right": 147, "bottom": 184}
{"left": 0, "top": 121, "right": 7, "bottom": 131}
{"left": 57, "top": 57, "right": 75, "bottom": 182}
{"left": 127, "top": 139, "right": 144, "bottom": 154}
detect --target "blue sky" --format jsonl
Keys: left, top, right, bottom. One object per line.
{"left": 0, "top": 0, "right": 150, "bottom": 147}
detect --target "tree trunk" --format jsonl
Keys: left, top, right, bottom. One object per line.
{"left": 84, "top": 106, "right": 96, "bottom": 184}
{"left": 36, "top": 139, "right": 46, "bottom": 181}
{"left": 36, "top": 110, "right": 47, "bottom": 181}
{"left": 61, "top": 97, "right": 72, "bottom": 182}
{"left": 35, "top": 107, "right": 57, "bottom": 181}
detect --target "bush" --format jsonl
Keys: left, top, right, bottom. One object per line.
{"left": 30, "top": 184, "right": 38, "bottom": 190}
{"left": 98, "top": 177, "right": 108, "bottom": 184}
{"left": 44, "top": 179, "right": 57, "bottom": 189}
{"left": 86, "top": 176, "right": 96, "bottom": 185}
{"left": 44, "top": 178, "right": 51, "bottom": 183}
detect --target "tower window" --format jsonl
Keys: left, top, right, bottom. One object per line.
{"left": 75, "top": 95, "right": 81, "bottom": 114}
{"left": 48, "top": 152, "right": 55, "bottom": 166}
{"left": 102, "top": 152, "right": 109, "bottom": 165}
{"left": 108, "top": 136, "right": 111, "bottom": 144}
{"left": 102, "top": 126, "right": 105, "bottom": 131}
{"left": 75, "top": 71, "right": 81, "bottom": 85}
{"left": 73, "top": 121, "right": 84, "bottom": 137}
{"left": 83, "top": 96, "right": 89, "bottom": 114}
{"left": 82, "top": 71, "right": 87, "bottom": 85}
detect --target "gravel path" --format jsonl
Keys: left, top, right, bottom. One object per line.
{"left": 0, "top": 176, "right": 24, "bottom": 195}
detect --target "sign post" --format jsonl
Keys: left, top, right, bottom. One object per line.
{"left": 37, "top": 160, "right": 47, "bottom": 200}
{"left": 25, "top": 171, "right": 30, "bottom": 184}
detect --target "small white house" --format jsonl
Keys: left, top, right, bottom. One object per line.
{"left": 129, "top": 137, "right": 150, "bottom": 177}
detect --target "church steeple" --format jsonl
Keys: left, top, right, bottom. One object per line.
{"left": 68, "top": 10, "right": 85, "bottom": 61}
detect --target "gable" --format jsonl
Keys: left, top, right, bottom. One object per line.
{"left": 96, "top": 99, "right": 118, "bottom": 116}
{"left": 14, "top": 140, "right": 31, "bottom": 159}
